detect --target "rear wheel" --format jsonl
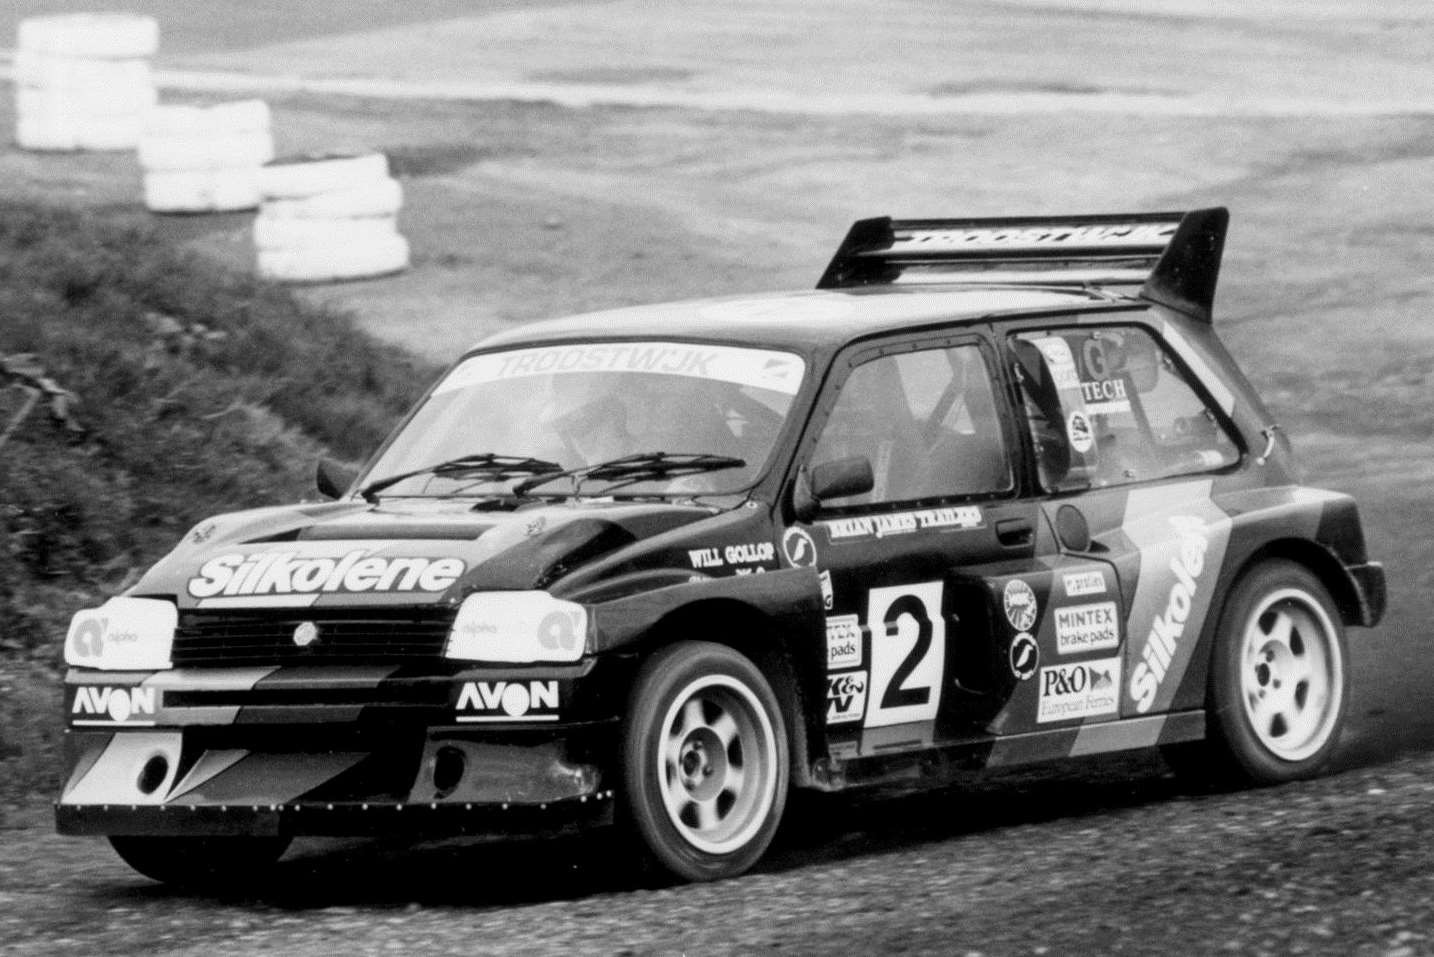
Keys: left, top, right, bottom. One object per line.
{"left": 621, "top": 641, "right": 789, "bottom": 882}
{"left": 1195, "top": 560, "right": 1348, "bottom": 784}
{"left": 109, "top": 835, "right": 291, "bottom": 887}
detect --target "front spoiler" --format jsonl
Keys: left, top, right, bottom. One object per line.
{"left": 56, "top": 793, "right": 615, "bottom": 838}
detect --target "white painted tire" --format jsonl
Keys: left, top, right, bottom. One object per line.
{"left": 253, "top": 214, "right": 400, "bottom": 251}
{"left": 260, "top": 177, "right": 403, "bottom": 219}
{"left": 257, "top": 234, "right": 410, "bottom": 282}
{"left": 74, "top": 113, "right": 150, "bottom": 151}
{"left": 260, "top": 153, "right": 390, "bottom": 200}
{"left": 143, "top": 100, "right": 271, "bottom": 137}
{"left": 15, "top": 115, "right": 78, "bottom": 151}
{"left": 139, "top": 131, "right": 275, "bottom": 172}
{"left": 144, "top": 168, "right": 263, "bottom": 214}
{"left": 17, "top": 14, "right": 159, "bottom": 59}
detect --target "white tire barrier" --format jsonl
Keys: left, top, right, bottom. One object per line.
{"left": 138, "top": 100, "right": 274, "bottom": 213}
{"left": 14, "top": 14, "right": 159, "bottom": 152}
{"left": 255, "top": 153, "right": 409, "bottom": 282}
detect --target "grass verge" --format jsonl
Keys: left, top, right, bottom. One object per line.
{"left": 0, "top": 201, "right": 437, "bottom": 809}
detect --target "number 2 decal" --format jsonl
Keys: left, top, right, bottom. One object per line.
{"left": 865, "top": 582, "right": 945, "bottom": 728}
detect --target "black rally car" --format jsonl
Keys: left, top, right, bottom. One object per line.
{"left": 57, "top": 208, "right": 1385, "bottom": 883}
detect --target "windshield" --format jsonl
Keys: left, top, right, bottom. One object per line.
{"left": 363, "top": 341, "right": 806, "bottom": 498}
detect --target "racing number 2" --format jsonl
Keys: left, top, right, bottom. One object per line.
{"left": 866, "top": 582, "right": 945, "bottom": 728}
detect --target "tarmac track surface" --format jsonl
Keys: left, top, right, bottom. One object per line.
{"left": 5, "top": 2, "right": 1434, "bottom": 954}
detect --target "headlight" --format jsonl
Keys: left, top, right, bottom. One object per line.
{"left": 446, "top": 591, "right": 588, "bottom": 663}
{"left": 65, "top": 598, "right": 176, "bottom": 671}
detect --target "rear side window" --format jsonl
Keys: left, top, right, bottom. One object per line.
{"left": 1011, "top": 325, "right": 1238, "bottom": 492}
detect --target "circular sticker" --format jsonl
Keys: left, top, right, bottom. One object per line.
{"left": 1003, "top": 579, "right": 1038, "bottom": 632}
{"left": 782, "top": 527, "right": 818, "bottom": 568}
{"left": 1009, "top": 632, "right": 1039, "bottom": 681}
{"left": 1067, "top": 410, "right": 1094, "bottom": 454}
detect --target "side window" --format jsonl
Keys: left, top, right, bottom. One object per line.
{"left": 1012, "top": 325, "right": 1238, "bottom": 491}
{"left": 811, "top": 344, "right": 1012, "bottom": 507}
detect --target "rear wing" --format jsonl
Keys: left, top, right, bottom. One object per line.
{"left": 816, "top": 207, "right": 1229, "bottom": 323}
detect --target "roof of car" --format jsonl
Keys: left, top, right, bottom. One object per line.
{"left": 469, "top": 285, "right": 1137, "bottom": 357}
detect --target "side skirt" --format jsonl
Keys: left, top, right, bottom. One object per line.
{"left": 810, "top": 710, "right": 1205, "bottom": 791}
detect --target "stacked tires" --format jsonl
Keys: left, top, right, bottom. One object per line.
{"left": 255, "top": 153, "right": 409, "bottom": 282}
{"left": 14, "top": 14, "right": 159, "bottom": 151}
{"left": 139, "top": 101, "right": 274, "bottom": 213}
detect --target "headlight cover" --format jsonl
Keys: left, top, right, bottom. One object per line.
{"left": 446, "top": 591, "right": 588, "bottom": 663}
{"left": 65, "top": 597, "right": 176, "bottom": 671}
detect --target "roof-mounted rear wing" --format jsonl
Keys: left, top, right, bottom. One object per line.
{"left": 816, "top": 207, "right": 1229, "bottom": 323}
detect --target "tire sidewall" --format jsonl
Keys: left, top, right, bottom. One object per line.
{"left": 1209, "top": 560, "right": 1348, "bottom": 782}
{"left": 621, "top": 641, "right": 789, "bottom": 882}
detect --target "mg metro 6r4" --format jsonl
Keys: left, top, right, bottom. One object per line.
{"left": 56, "top": 208, "right": 1385, "bottom": 883}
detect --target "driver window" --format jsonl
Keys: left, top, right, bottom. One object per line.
{"left": 811, "top": 344, "right": 1012, "bottom": 507}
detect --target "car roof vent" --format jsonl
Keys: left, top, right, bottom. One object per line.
{"left": 817, "top": 207, "right": 1228, "bottom": 323}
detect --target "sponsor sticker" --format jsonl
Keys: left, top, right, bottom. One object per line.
{"left": 1129, "top": 516, "right": 1211, "bottom": 713}
{"left": 1062, "top": 569, "right": 1107, "bottom": 598}
{"left": 783, "top": 527, "right": 818, "bottom": 568}
{"left": 1067, "top": 410, "right": 1094, "bottom": 454}
{"left": 1080, "top": 377, "right": 1131, "bottom": 416}
{"left": 456, "top": 680, "right": 560, "bottom": 722}
{"left": 1003, "top": 579, "right": 1038, "bottom": 632}
{"left": 819, "top": 570, "right": 834, "bottom": 610}
{"left": 1054, "top": 601, "right": 1120, "bottom": 654}
{"left": 826, "top": 671, "right": 868, "bottom": 725}
{"left": 1033, "top": 336, "right": 1081, "bottom": 391}
{"left": 1037, "top": 658, "right": 1121, "bottom": 723}
{"left": 188, "top": 550, "right": 465, "bottom": 606}
{"left": 688, "top": 541, "right": 776, "bottom": 570}
{"left": 71, "top": 686, "right": 158, "bottom": 726}
{"left": 1009, "top": 632, "right": 1039, "bottom": 680}
{"left": 435, "top": 341, "right": 805, "bottom": 396}
{"left": 822, "top": 507, "right": 983, "bottom": 541}
{"left": 826, "top": 615, "right": 862, "bottom": 670}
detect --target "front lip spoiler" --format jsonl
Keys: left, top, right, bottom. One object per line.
{"left": 55, "top": 794, "right": 616, "bottom": 838}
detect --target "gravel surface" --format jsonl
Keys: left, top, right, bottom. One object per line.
{"left": 6, "top": 744, "right": 1434, "bottom": 956}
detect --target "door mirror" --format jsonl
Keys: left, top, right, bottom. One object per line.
{"left": 315, "top": 459, "right": 356, "bottom": 500}
{"left": 790, "top": 456, "right": 875, "bottom": 525}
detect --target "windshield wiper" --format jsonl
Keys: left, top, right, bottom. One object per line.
{"left": 359, "top": 453, "right": 563, "bottom": 502}
{"left": 511, "top": 451, "right": 746, "bottom": 497}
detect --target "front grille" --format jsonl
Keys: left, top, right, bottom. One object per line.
{"left": 172, "top": 608, "right": 454, "bottom": 666}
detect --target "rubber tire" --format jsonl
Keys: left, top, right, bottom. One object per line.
{"left": 1197, "top": 560, "right": 1348, "bottom": 785}
{"left": 139, "top": 130, "right": 275, "bottom": 172}
{"left": 261, "top": 153, "right": 390, "bottom": 200}
{"left": 144, "top": 168, "right": 263, "bottom": 213}
{"left": 253, "top": 213, "right": 400, "bottom": 250}
{"left": 109, "top": 835, "right": 291, "bottom": 888}
{"left": 18, "top": 14, "right": 160, "bottom": 59}
{"left": 261, "top": 177, "right": 404, "bottom": 219}
{"left": 256, "top": 234, "right": 410, "bottom": 282}
{"left": 144, "top": 100, "right": 271, "bottom": 137}
{"left": 621, "top": 641, "right": 789, "bottom": 882}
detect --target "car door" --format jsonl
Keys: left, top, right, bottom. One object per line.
{"left": 783, "top": 331, "right": 1049, "bottom": 758}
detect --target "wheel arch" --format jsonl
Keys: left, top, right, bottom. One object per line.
{"left": 636, "top": 597, "right": 824, "bottom": 790}
{"left": 1229, "top": 538, "right": 1365, "bottom": 630}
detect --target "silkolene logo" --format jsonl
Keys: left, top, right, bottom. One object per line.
{"left": 188, "top": 550, "right": 466, "bottom": 598}
{"left": 1129, "top": 516, "right": 1211, "bottom": 713}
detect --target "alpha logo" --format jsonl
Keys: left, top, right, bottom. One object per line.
{"left": 1129, "top": 516, "right": 1211, "bottom": 714}
{"left": 826, "top": 614, "right": 862, "bottom": 670}
{"left": 1062, "top": 569, "right": 1107, "bottom": 598}
{"left": 783, "top": 527, "right": 818, "bottom": 568}
{"left": 1003, "top": 579, "right": 1038, "bottom": 632}
{"left": 826, "top": 671, "right": 867, "bottom": 724}
{"left": 1009, "top": 632, "right": 1039, "bottom": 680}
{"left": 1054, "top": 601, "right": 1120, "bottom": 654}
{"left": 1037, "top": 658, "right": 1121, "bottom": 723}
{"left": 188, "top": 551, "right": 466, "bottom": 600}
{"left": 71, "top": 686, "right": 158, "bottom": 725}
{"left": 456, "top": 680, "right": 559, "bottom": 722}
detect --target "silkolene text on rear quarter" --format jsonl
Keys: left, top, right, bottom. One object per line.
{"left": 57, "top": 207, "right": 1386, "bottom": 884}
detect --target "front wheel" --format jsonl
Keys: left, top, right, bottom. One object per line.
{"left": 621, "top": 641, "right": 789, "bottom": 882}
{"left": 109, "top": 835, "right": 292, "bottom": 887}
{"left": 1204, "top": 560, "right": 1348, "bottom": 783}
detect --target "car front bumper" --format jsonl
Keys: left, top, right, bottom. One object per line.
{"left": 54, "top": 658, "right": 630, "bottom": 838}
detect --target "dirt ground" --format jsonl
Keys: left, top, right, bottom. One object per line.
{"left": 3, "top": 1, "right": 1434, "bottom": 953}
